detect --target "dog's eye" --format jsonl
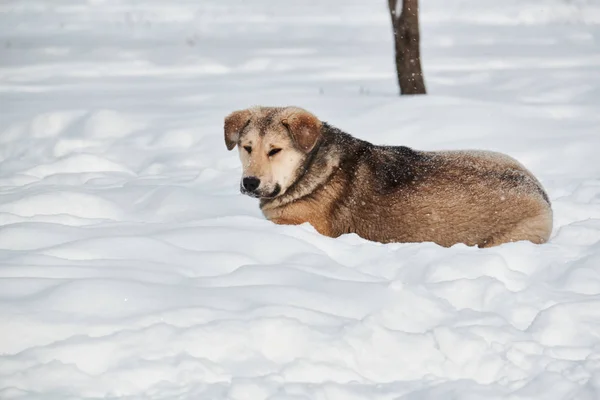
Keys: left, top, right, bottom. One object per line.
{"left": 268, "top": 148, "right": 282, "bottom": 157}
{"left": 243, "top": 146, "right": 252, "bottom": 154}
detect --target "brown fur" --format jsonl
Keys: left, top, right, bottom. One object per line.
{"left": 224, "top": 106, "right": 553, "bottom": 248}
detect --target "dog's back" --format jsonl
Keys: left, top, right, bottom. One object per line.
{"left": 332, "top": 139, "right": 552, "bottom": 247}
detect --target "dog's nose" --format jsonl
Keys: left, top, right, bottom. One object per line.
{"left": 242, "top": 177, "right": 260, "bottom": 192}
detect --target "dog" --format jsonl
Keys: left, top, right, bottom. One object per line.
{"left": 224, "top": 106, "right": 552, "bottom": 247}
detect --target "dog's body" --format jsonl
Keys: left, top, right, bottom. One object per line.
{"left": 225, "top": 106, "right": 552, "bottom": 247}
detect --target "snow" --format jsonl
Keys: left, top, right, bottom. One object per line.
{"left": 1, "top": 0, "right": 600, "bottom": 399}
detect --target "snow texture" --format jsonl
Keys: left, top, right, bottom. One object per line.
{"left": 1, "top": 0, "right": 600, "bottom": 399}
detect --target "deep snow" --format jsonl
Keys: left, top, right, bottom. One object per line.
{"left": 1, "top": 0, "right": 600, "bottom": 399}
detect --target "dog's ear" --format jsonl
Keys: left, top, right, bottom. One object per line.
{"left": 282, "top": 108, "right": 322, "bottom": 153}
{"left": 224, "top": 109, "right": 251, "bottom": 150}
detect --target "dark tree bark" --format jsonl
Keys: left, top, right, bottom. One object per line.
{"left": 388, "top": 0, "right": 426, "bottom": 95}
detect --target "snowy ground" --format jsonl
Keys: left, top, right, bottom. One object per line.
{"left": 1, "top": 0, "right": 600, "bottom": 399}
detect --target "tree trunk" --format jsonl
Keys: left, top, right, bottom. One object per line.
{"left": 388, "top": 0, "right": 426, "bottom": 95}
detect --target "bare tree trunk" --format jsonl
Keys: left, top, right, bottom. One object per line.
{"left": 388, "top": 0, "right": 426, "bottom": 95}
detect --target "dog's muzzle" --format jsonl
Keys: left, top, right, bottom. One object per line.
{"left": 240, "top": 178, "right": 281, "bottom": 199}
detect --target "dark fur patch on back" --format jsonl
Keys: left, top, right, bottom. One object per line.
{"left": 363, "top": 146, "right": 431, "bottom": 195}
{"left": 318, "top": 123, "right": 432, "bottom": 195}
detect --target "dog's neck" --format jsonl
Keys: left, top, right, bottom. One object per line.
{"left": 260, "top": 123, "right": 344, "bottom": 212}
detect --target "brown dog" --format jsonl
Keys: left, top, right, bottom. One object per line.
{"left": 224, "top": 106, "right": 552, "bottom": 247}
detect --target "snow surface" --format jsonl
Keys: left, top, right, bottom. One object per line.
{"left": 1, "top": 0, "right": 600, "bottom": 399}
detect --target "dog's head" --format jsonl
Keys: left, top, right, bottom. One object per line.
{"left": 224, "top": 106, "right": 322, "bottom": 199}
